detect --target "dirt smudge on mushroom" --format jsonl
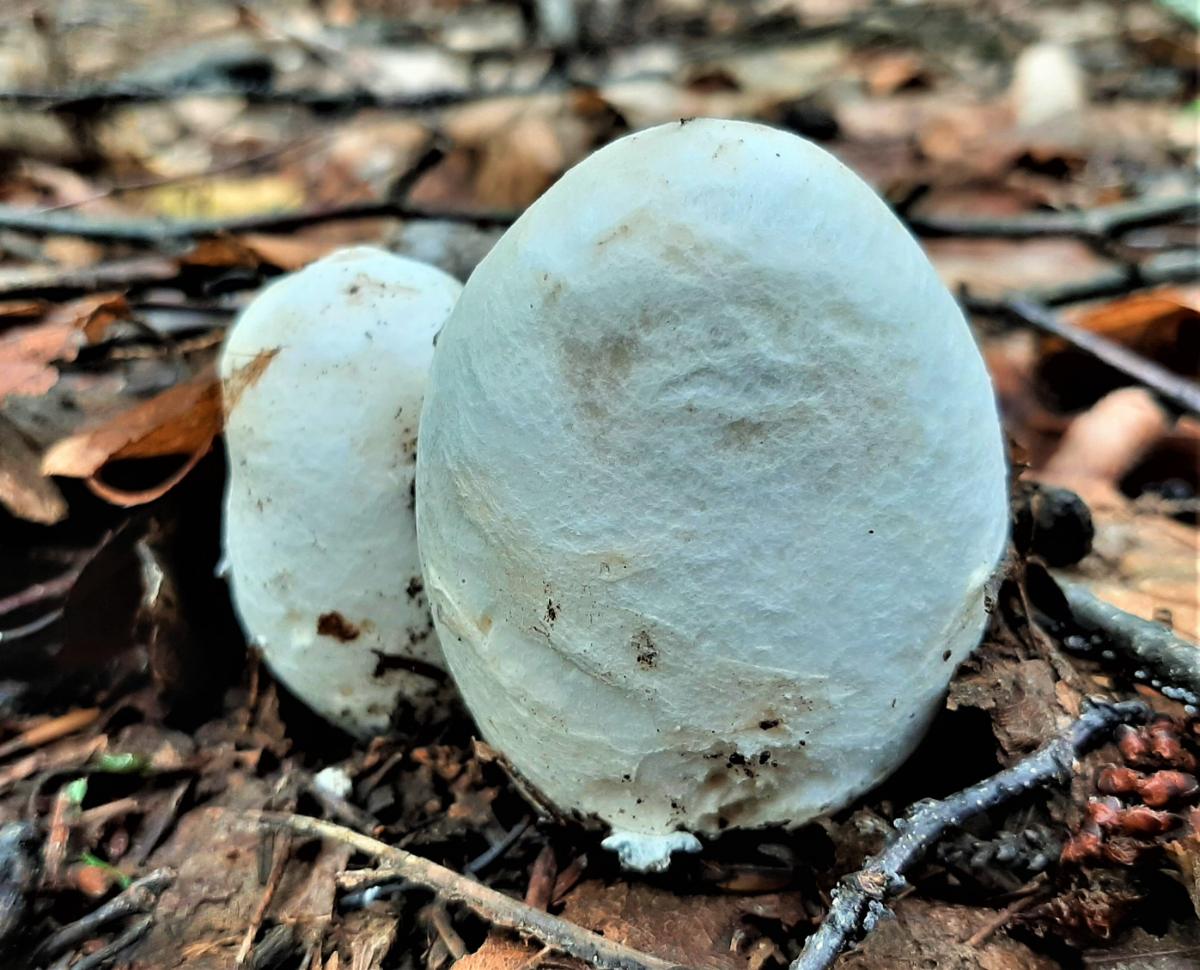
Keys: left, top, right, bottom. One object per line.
{"left": 222, "top": 347, "right": 279, "bottom": 412}
{"left": 633, "top": 630, "right": 657, "bottom": 668}
{"left": 317, "top": 610, "right": 361, "bottom": 641}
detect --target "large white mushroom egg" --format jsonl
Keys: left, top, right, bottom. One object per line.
{"left": 416, "top": 119, "right": 1010, "bottom": 870}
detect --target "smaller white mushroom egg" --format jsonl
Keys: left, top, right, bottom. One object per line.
{"left": 221, "top": 246, "right": 462, "bottom": 737}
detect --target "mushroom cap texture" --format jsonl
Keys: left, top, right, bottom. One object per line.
{"left": 416, "top": 119, "right": 1009, "bottom": 866}
{"left": 221, "top": 246, "right": 462, "bottom": 737}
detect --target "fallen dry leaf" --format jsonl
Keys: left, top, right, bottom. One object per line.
{"left": 42, "top": 368, "right": 221, "bottom": 478}
{"left": 559, "top": 880, "right": 806, "bottom": 970}
{"left": 839, "top": 897, "right": 1058, "bottom": 970}
{"left": 0, "top": 412, "right": 67, "bottom": 523}
{"left": 452, "top": 935, "right": 549, "bottom": 970}
{"left": 1038, "top": 287, "right": 1200, "bottom": 409}
{"left": 0, "top": 318, "right": 81, "bottom": 399}
{"left": 1055, "top": 500, "right": 1199, "bottom": 642}
{"left": 238, "top": 233, "right": 342, "bottom": 271}
{"left": 0, "top": 292, "right": 133, "bottom": 399}
{"left": 1040, "top": 387, "right": 1170, "bottom": 493}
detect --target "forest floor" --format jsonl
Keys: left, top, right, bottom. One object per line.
{"left": 0, "top": 1, "right": 1197, "bottom": 968}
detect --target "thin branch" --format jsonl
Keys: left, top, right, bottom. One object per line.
{"left": 68, "top": 914, "right": 152, "bottom": 970}
{"left": 247, "top": 811, "right": 682, "bottom": 970}
{"left": 962, "top": 873, "right": 1047, "bottom": 947}
{"left": 1022, "top": 251, "right": 1200, "bottom": 307}
{"left": 0, "top": 200, "right": 518, "bottom": 244}
{"left": 0, "top": 708, "right": 100, "bottom": 761}
{"left": 31, "top": 868, "right": 174, "bottom": 962}
{"left": 1058, "top": 579, "right": 1200, "bottom": 701}
{"left": 0, "top": 567, "right": 82, "bottom": 618}
{"left": 0, "top": 255, "right": 179, "bottom": 299}
{"left": 967, "top": 296, "right": 1200, "bottom": 416}
{"left": 909, "top": 196, "right": 1198, "bottom": 240}
{"left": 790, "top": 700, "right": 1150, "bottom": 970}
{"left": 0, "top": 81, "right": 546, "bottom": 113}
{"left": 466, "top": 816, "right": 532, "bottom": 876}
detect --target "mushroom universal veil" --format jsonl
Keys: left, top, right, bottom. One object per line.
{"left": 416, "top": 119, "right": 1009, "bottom": 871}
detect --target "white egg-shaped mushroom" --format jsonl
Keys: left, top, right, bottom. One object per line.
{"left": 416, "top": 119, "right": 1009, "bottom": 870}
{"left": 221, "top": 246, "right": 461, "bottom": 737}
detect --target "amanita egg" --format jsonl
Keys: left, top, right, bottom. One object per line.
{"left": 221, "top": 246, "right": 461, "bottom": 737}
{"left": 415, "top": 120, "right": 1009, "bottom": 869}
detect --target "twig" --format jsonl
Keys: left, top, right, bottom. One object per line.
{"left": 465, "top": 816, "right": 531, "bottom": 875}
{"left": 0, "top": 200, "right": 518, "bottom": 244}
{"left": 0, "top": 609, "right": 63, "bottom": 644}
{"left": 128, "top": 779, "right": 190, "bottom": 867}
{"left": 427, "top": 902, "right": 468, "bottom": 960}
{"left": 31, "top": 868, "right": 174, "bottom": 962}
{"left": 0, "top": 708, "right": 100, "bottom": 761}
{"left": 968, "top": 296, "right": 1200, "bottom": 416}
{"left": 790, "top": 700, "right": 1150, "bottom": 970}
{"left": 0, "top": 567, "right": 81, "bottom": 618}
{"left": 0, "top": 255, "right": 178, "bottom": 299}
{"left": 962, "top": 873, "right": 1048, "bottom": 947}
{"left": 909, "top": 196, "right": 1198, "bottom": 241}
{"left": 41, "top": 784, "right": 75, "bottom": 889}
{"left": 0, "top": 79, "right": 565, "bottom": 113}
{"left": 1019, "top": 251, "right": 1200, "bottom": 307}
{"left": 248, "top": 811, "right": 682, "bottom": 970}
{"left": 38, "top": 141, "right": 312, "bottom": 212}
{"left": 1058, "top": 579, "right": 1200, "bottom": 700}
{"left": 236, "top": 826, "right": 293, "bottom": 966}
{"left": 68, "top": 914, "right": 152, "bottom": 970}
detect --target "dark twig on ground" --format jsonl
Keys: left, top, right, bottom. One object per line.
{"left": 908, "top": 196, "right": 1198, "bottom": 241}
{"left": 465, "top": 816, "right": 532, "bottom": 876}
{"left": 30, "top": 868, "right": 174, "bottom": 964}
{"left": 1058, "top": 579, "right": 1200, "bottom": 701}
{"left": 1019, "top": 251, "right": 1200, "bottom": 307}
{"left": 66, "top": 914, "right": 153, "bottom": 970}
{"left": 968, "top": 296, "right": 1200, "bottom": 416}
{"left": 0, "top": 255, "right": 179, "bottom": 299}
{"left": 790, "top": 700, "right": 1150, "bottom": 970}
{"left": 0, "top": 567, "right": 82, "bottom": 619}
{"left": 0, "top": 200, "right": 518, "bottom": 245}
{"left": 250, "top": 811, "right": 682, "bottom": 970}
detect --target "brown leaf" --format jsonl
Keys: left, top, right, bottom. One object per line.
{"left": 862, "top": 51, "right": 928, "bottom": 96}
{"left": 1063, "top": 287, "right": 1199, "bottom": 364}
{"left": 1038, "top": 287, "right": 1200, "bottom": 409}
{"left": 239, "top": 233, "right": 343, "bottom": 271}
{"left": 183, "top": 236, "right": 264, "bottom": 269}
{"left": 0, "top": 318, "right": 79, "bottom": 398}
{"left": 1165, "top": 812, "right": 1200, "bottom": 919}
{"left": 1040, "top": 388, "right": 1170, "bottom": 493}
{"left": 42, "top": 368, "right": 221, "bottom": 478}
{"left": 558, "top": 880, "right": 806, "bottom": 970}
{"left": 452, "top": 935, "right": 550, "bottom": 970}
{"left": 840, "top": 897, "right": 1057, "bottom": 970}
{"left": 0, "top": 292, "right": 132, "bottom": 400}
{"left": 75, "top": 292, "right": 132, "bottom": 343}
{"left": 948, "top": 656, "right": 1067, "bottom": 756}
{"left": 0, "top": 412, "right": 67, "bottom": 523}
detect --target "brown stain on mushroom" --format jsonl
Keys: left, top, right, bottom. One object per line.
{"left": 317, "top": 611, "right": 360, "bottom": 641}
{"left": 595, "top": 222, "right": 633, "bottom": 248}
{"left": 721, "top": 417, "right": 769, "bottom": 448}
{"left": 222, "top": 348, "right": 279, "bottom": 412}
{"left": 343, "top": 273, "right": 418, "bottom": 305}
{"left": 556, "top": 331, "right": 644, "bottom": 427}
{"left": 632, "top": 630, "right": 657, "bottom": 668}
